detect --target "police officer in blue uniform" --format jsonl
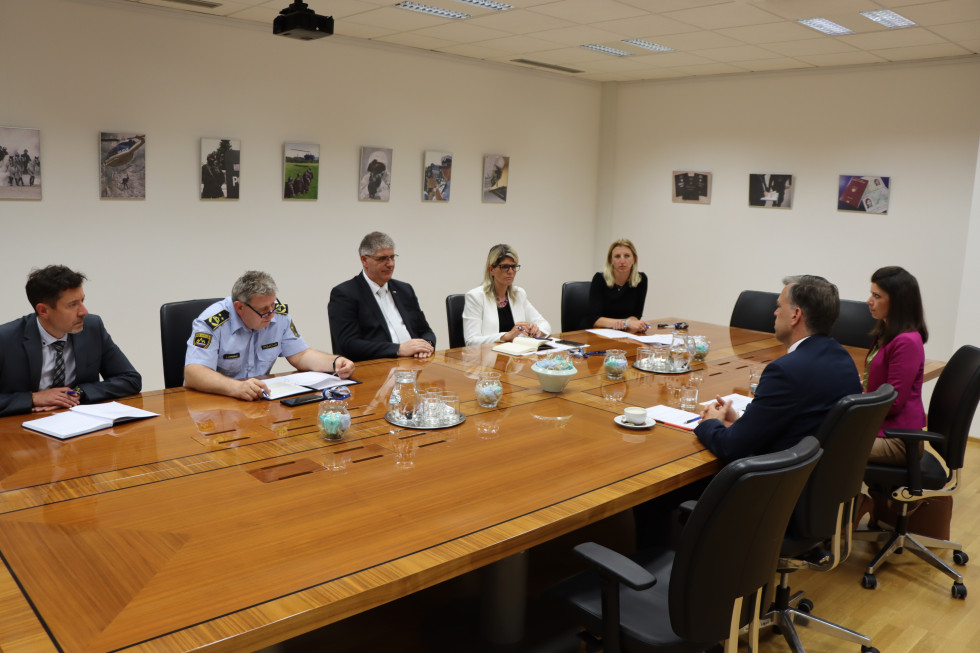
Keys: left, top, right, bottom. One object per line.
{"left": 184, "top": 271, "right": 354, "bottom": 400}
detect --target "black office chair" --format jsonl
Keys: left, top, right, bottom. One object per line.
{"left": 548, "top": 437, "right": 822, "bottom": 653}
{"left": 831, "top": 298, "right": 877, "bottom": 349}
{"left": 762, "top": 384, "right": 896, "bottom": 653}
{"left": 560, "top": 281, "right": 591, "bottom": 332}
{"left": 729, "top": 290, "right": 778, "bottom": 333}
{"left": 445, "top": 294, "right": 466, "bottom": 349}
{"left": 856, "top": 344, "right": 980, "bottom": 599}
{"left": 159, "top": 298, "right": 221, "bottom": 388}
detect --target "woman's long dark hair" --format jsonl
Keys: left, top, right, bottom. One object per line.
{"left": 870, "top": 266, "right": 928, "bottom": 346}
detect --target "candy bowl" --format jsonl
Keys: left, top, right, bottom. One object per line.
{"left": 531, "top": 353, "right": 578, "bottom": 393}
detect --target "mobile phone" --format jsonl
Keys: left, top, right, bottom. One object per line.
{"left": 281, "top": 393, "right": 322, "bottom": 407}
{"left": 554, "top": 339, "right": 585, "bottom": 347}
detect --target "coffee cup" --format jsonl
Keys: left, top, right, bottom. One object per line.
{"left": 624, "top": 406, "right": 647, "bottom": 425}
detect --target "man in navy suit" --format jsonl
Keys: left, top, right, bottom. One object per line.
{"left": 0, "top": 265, "right": 141, "bottom": 417}
{"left": 696, "top": 274, "right": 862, "bottom": 460}
{"left": 328, "top": 232, "right": 436, "bottom": 362}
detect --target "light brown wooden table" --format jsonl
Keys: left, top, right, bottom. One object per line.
{"left": 0, "top": 320, "right": 943, "bottom": 652}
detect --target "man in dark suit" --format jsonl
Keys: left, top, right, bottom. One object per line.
{"left": 328, "top": 232, "right": 436, "bottom": 362}
{"left": 0, "top": 265, "right": 141, "bottom": 417}
{"left": 696, "top": 274, "right": 862, "bottom": 460}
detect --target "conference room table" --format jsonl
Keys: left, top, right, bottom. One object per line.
{"left": 0, "top": 320, "right": 945, "bottom": 653}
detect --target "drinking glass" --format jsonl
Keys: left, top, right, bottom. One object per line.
{"left": 636, "top": 346, "right": 655, "bottom": 371}
{"left": 439, "top": 391, "right": 460, "bottom": 425}
{"left": 679, "top": 385, "right": 699, "bottom": 411}
{"left": 749, "top": 370, "right": 761, "bottom": 397}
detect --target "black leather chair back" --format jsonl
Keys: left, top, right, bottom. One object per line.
{"left": 445, "top": 294, "right": 466, "bottom": 349}
{"left": 729, "top": 290, "right": 778, "bottom": 333}
{"left": 923, "top": 344, "right": 980, "bottom": 471}
{"left": 831, "top": 298, "right": 877, "bottom": 349}
{"left": 669, "top": 437, "right": 822, "bottom": 643}
{"left": 786, "top": 385, "right": 896, "bottom": 546}
{"left": 560, "top": 281, "right": 591, "bottom": 332}
{"left": 159, "top": 298, "right": 221, "bottom": 389}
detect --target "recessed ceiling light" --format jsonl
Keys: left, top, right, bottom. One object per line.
{"left": 452, "top": 0, "right": 513, "bottom": 10}
{"left": 394, "top": 2, "right": 470, "bottom": 19}
{"left": 797, "top": 17, "right": 854, "bottom": 36}
{"left": 860, "top": 9, "right": 916, "bottom": 29}
{"left": 581, "top": 44, "right": 631, "bottom": 57}
{"left": 621, "top": 39, "right": 674, "bottom": 53}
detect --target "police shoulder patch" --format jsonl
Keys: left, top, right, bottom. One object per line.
{"left": 205, "top": 309, "right": 230, "bottom": 331}
{"left": 290, "top": 320, "right": 300, "bottom": 338}
{"left": 193, "top": 332, "right": 212, "bottom": 349}
{"left": 274, "top": 301, "right": 288, "bottom": 315}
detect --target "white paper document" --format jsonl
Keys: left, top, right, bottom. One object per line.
{"left": 23, "top": 402, "right": 158, "bottom": 440}
{"left": 646, "top": 405, "right": 701, "bottom": 431}
{"left": 701, "top": 393, "right": 753, "bottom": 416}
{"left": 263, "top": 372, "right": 355, "bottom": 399}
{"left": 586, "top": 329, "right": 672, "bottom": 345}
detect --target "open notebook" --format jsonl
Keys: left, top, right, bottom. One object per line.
{"left": 23, "top": 402, "right": 158, "bottom": 440}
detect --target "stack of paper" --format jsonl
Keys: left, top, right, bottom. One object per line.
{"left": 23, "top": 402, "right": 158, "bottom": 440}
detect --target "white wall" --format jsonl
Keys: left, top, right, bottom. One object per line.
{"left": 0, "top": 0, "right": 602, "bottom": 390}
{"left": 604, "top": 58, "right": 980, "bottom": 363}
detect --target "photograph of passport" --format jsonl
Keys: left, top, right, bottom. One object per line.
{"left": 839, "top": 176, "right": 869, "bottom": 208}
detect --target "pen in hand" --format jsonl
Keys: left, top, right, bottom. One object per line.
{"left": 685, "top": 416, "right": 701, "bottom": 424}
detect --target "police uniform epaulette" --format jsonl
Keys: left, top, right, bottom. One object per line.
{"left": 275, "top": 301, "right": 288, "bottom": 315}
{"left": 205, "top": 309, "right": 230, "bottom": 331}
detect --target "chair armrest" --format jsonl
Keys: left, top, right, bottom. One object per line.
{"left": 573, "top": 542, "right": 656, "bottom": 591}
{"left": 883, "top": 429, "right": 938, "bottom": 496}
{"left": 882, "top": 428, "right": 944, "bottom": 445}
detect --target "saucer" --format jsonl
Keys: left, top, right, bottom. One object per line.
{"left": 614, "top": 415, "right": 656, "bottom": 430}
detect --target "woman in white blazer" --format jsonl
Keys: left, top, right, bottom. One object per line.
{"left": 463, "top": 244, "right": 551, "bottom": 346}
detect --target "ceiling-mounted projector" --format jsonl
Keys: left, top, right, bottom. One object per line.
{"left": 273, "top": 1, "right": 334, "bottom": 40}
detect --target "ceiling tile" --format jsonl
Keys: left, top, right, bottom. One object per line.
{"left": 837, "top": 26, "right": 948, "bottom": 49}
{"left": 654, "top": 31, "right": 746, "bottom": 50}
{"left": 527, "top": 0, "right": 650, "bottom": 25}
{"left": 342, "top": 6, "right": 452, "bottom": 31}
{"left": 411, "top": 21, "right": 512, "bottom": 42}
{"left": 664, "top": 4, "right": 784, "bottom": 30}
{"left": 795, "top": 51, "right": 890, "bottom": 66}
{"left": 695, "top": 44, "right": 784, "bottom": 62}
{"left": 534, "top": 24, "right": 630, "bottom": 46}
{"left": 764, "top": 37, "right": 860, "bottom": 56}
{"left": 669, "top": 62, "right": 750, "bottom": 75}
{"left": 474, "top": 33, "right": 571, "bottom": 54}
{"left": 929, "top": 19, "right": 980, "bottom": 41}
{"left": 895, "top": 0, "right": 980, "bottom": 25}
{"left": 465, "top": 9, "right": 577, "bottom": 35}
{"left": 714, "top": 21, "right": 824, "bottom": 44}
{"left": 375, "top": 32, "right": 458, "bottom": 49}
{"left": 738, "top": 57, "right": 815, "bottom": 72}
{"left": 591, "top": 13, "right": 703, "bottom": 37}
{"left": 746, "top": 0, "right": 883, "bottom": 21}
{"left": 871, "top": 42, "right": 973, "bottom": 60}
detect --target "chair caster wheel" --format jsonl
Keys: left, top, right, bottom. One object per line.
{"left": 798, "top": 598, "right": 813, "bottom": 613}
{"left": 862, "top": 573, "right": 878, "bottom": 590}
{"left": 952, "top": 583, "right": 967, "bottom": 599}
{"left": 861, "top": 646, "right": 880, "bottom": 653}
{"left": 954, "top": 550, "right": 969, "bottom": 565}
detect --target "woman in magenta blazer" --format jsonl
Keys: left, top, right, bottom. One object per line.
{"left": 864, "top": 266, "right": 928, "bottom": 464}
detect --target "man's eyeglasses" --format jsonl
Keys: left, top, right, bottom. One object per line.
{"left": 244, "top": 302, "right": 277, "bottom": 319}
{"left": 367, "top": 255, "right": 399, "bottom": 264}
{"left": 495, "top": 264, "right": 521, "bottom": 272}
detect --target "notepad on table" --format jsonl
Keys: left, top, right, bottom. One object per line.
{"left": 23, "top": 402, "right": 158, "bottom": 440}
{"left": 262, "top": 372, "right": 358, "bottom": 400}
{"left": 492, "top": 336, "right": 553, "bottom": 356}
{"left": 646, "top": 405, "right": 701, "bottom": 431}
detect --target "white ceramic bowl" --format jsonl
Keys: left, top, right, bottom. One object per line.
{"left": 531, "top": 364, "right": 577, "bottom": 392}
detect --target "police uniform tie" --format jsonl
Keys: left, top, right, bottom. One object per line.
{"left": 52, "top": 340, "right": 66, "bottom": 388}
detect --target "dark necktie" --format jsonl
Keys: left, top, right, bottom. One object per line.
{"left": 52, "top": 341, "right": 66, "bottom": 388}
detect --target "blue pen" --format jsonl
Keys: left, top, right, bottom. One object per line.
{"left": 66, "top": 390, "right": 77, "bottom": 396}
{"left": 685, "top": 416, "right": 701, "bottom": 424}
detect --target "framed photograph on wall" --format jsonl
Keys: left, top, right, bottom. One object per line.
{"left": 100, "top": 132, "right": 146, "bottom": 199}
{"left": 672, "top": 170, "right": 711, "bottom": 204}
{"left": 284, "top": 143, "right": 319, "bottom": 200}
{"left": 0, "top": 127, "right": 41, "bottom": 200}
{"left": 483, "top": 154, "right": 508, "bottom": 203}
{"left": 201, "top": 138, "right": 240, "bottom": 200}
{"left": 358, "top": 147, "right": 391, "bottom": 201}
{"left": 423, "top": 150, "right": 451, "bottom": 201}
{"left": 748, "top": 173, "right": 794, "bottom": 208}
{"left": 838, "top": 175, "right": 889, "bottom": 214}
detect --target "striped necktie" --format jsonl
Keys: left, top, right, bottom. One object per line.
{"left": 52, "top": 340, "right": 66, "bottom": 388}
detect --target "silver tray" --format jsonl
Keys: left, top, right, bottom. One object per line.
{"left": 633, "top": 361, "right": 691, "bottom": 374}
{"left": 385, "top": 411, "right": 467, "bottom": 430}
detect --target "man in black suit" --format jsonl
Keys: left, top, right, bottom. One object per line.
{"left": 696, "top": 274, "right": 862, "bottom": 460}
{"left": 0, "top": 265, "right": 141, "bottom": 417}
{"left": 328, "top": 232, "right": 436, "bottom": 362}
